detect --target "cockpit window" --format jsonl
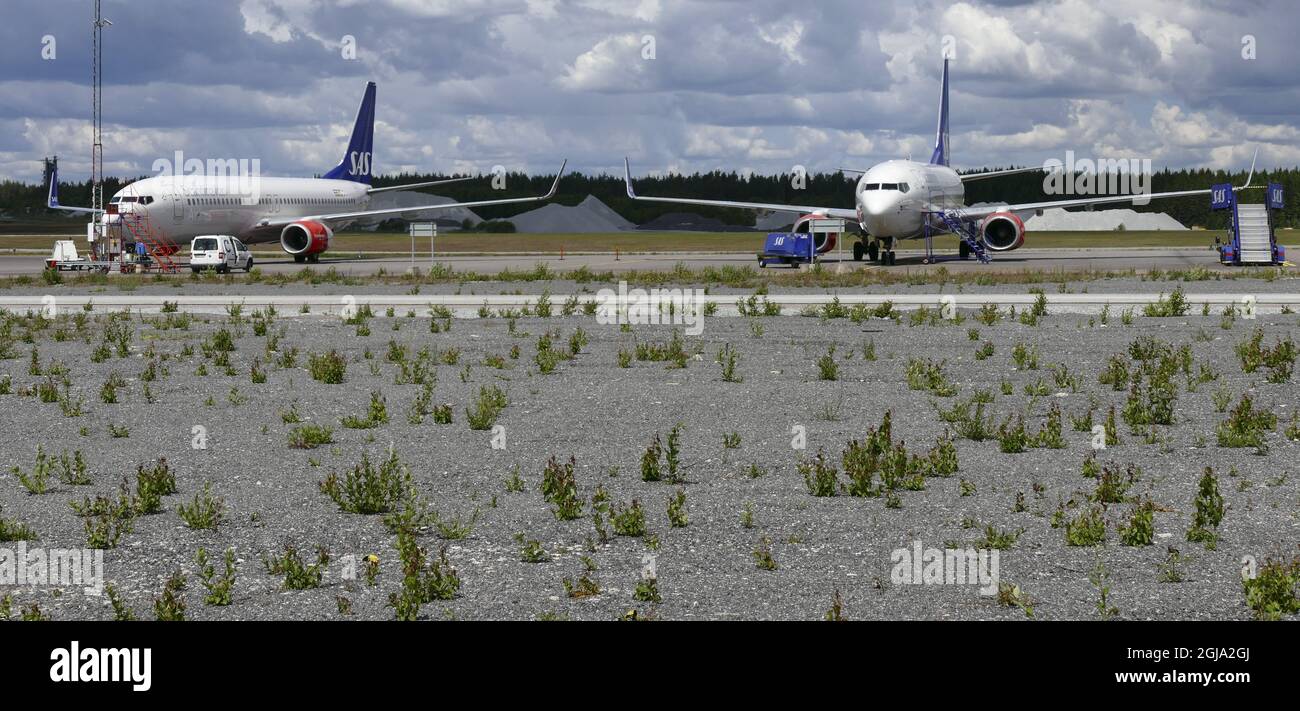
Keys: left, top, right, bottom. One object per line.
{"left": 898, "top": 183, "right": 909, "bottom": 193}
{"left": 879, "top": 183, "right": 898, "bottom": 191}
{"left": 863, "top": 183, "right": 879, "bottom": 190}
{"left": 140, "top": 196, "right": 154, "bottom": 205}
{"left": 110, "top": 196, "right": 121, "bottom": 203}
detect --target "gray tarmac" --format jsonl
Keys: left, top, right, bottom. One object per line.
{"left": 0, "top": 245, "right": 1274, "bottom": 277}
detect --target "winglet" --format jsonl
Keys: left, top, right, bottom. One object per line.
{"left": 623, "top": 157, "right": 637, "bottom": 199}
{"left": 1238, "top": 146, "right": 1259, "bottom": 190}
{"left": 543, "top": 159, "right": 567, "bottom": 200}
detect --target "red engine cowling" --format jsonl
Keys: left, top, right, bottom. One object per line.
{"left": 979, "top": 212, "right": 1025, "bottom": 252}
{"left": 280, "top": 220, "right": 334, "bottom": 257}
{"left": 793, "top": 213, "right": 839, "bottom": 254}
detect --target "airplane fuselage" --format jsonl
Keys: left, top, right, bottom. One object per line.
{"left": 852, "top": 159, "right": 965, "bottom": 240}
{"left": 107, "top": 175, "right": 371, "bottom": 244}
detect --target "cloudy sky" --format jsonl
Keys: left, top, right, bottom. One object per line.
{"left": 2, "top": 0, "right": 1298, "bottom": 185}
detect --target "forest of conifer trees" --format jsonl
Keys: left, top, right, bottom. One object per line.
{"left": 3, "top": 164, "right": 1296, "bottom": 230}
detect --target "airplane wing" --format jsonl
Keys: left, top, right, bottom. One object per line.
{"left": 253, "top": 160, "right": 566, "bottom": 230}
{"left": 47, "top": 164, "right": 102, "bottom": 215}
{"left": 624, "top": 158, "right": 859, "bottom": 220}
{"left": 959, "top": 166, "right": 1045, "bottom": 182}
{"left": 955, "top": 188, "right": 1216, "bottom": 220}
{"left": 366, "top": 176, "right": 475, "bottom": 195}
{"left": 958, "top": 148, "right": 1260, "bottom": 219}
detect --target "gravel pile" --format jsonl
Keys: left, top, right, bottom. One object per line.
{"left": 1026, "top": 208, "right": 1188, "bottom": 231}
{"left": 637, "top": 212, "right": 759, "bottom": 232}
{"left": 508, "top": 195, "right": 634, "bottom": 233}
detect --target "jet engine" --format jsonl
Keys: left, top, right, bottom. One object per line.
{"left": 978, "top": 212, "right": 1025, "bottom": 252}
{"left": 280, "top": 220, "right": 334, "bottom": 262}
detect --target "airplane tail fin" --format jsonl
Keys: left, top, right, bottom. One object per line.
{"left": 929, "top": 58, "right": 950, "bottom": 166}
{"left": 46, "top": 159, "right": 60, "bottom": 208}
{"left": 323, "top": 81, "right": 376, "bottom": 184}
{"left": 43, "top": 157, "right": 101, "bottom": 215}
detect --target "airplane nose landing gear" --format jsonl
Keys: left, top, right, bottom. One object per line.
{"left": 860, "top": 238, "right": 879, "bottom": 263}
{"left": 875, "top": 237, "right": 895, "bottom": 265}
{"left": 855, "top": 237, "right": 893, "bottom": 264}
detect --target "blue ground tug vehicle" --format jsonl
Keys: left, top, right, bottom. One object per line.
{"left": 758, "top": 232, "right": 815, "bottom": 268}
{"left": 758, "top": 217, "right": 845, "bottom": 268}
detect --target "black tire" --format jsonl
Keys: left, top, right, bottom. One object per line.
{"left": 191, "top": 268, "right": 201, "bottom": 274}
{"left": 308, "top": 254, "right": 320, "bottom": 264}
{"left": 852, "top": 241, "right": 865, "bottom": 261}
{"left": 959, "top": 241, "right": 970, "bottom": 260}
{"left": 293, "top": 255, "right": 306, "bottom": 264}
{"left": 886, "top": 251, "right": 896, "bottom": 266}
{"left": 867, "top": 242, "right": 879, "bottom": 262}
{"left": 245, "top": 259, "right": 254, "bottom": 272}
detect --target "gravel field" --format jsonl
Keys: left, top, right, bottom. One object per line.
{"left": 3, "top": 268, "right": 1300, "bottom": 300}
{"left": 1, "top": 286, "right": 1297, "bottom": 621}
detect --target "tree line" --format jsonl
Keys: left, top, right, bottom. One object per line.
{"left": 4, "top": 165, "right": 1298, "bottom": 229}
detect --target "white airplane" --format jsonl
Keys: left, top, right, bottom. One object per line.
{"left": 48, "top": 82, "right": 566, "bottom": 263}
{"left": 625, "top": 58, "right": 1251, "bottom": 265}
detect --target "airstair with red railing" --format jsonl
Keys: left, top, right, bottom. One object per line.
{"left": 118, "top": 211, "right": 181, "bottom": 273}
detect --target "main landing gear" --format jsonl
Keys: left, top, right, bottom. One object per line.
{"left": 853, "top": 237, "right": 895, "bottom": 266}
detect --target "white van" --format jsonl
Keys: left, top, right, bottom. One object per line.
{"left": 189, "top": 235, "right": 253, "bottom": 274}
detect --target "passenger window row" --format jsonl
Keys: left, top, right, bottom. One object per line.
{"left": 185, "top": 196, "right": 351, "bottom": 206}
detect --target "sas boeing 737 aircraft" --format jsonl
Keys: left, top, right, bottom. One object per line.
{"left": 624, "top": 59, "right": 1253, "bottom": 265}
{"left": 48, "top": 82, "right": 566, "bottom": 263}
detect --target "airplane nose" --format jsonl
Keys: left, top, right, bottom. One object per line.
{"left": 863, "top": 192, "right": 899, "bottom": 215}
{"left": 861, "top": 193, "right": 900, "bottom": 235}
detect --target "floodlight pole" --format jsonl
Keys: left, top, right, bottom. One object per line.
{"left": 91, "top": 1, "right": 111, "bottom": 260}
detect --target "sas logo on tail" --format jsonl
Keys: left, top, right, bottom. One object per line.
{"left": 349, "top": 151, "right": 371, "bottom": 176}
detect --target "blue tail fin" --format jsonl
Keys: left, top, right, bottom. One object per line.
{"left": 323, "top": 81, "right": 376, "bottom": 184}
{"left": 46, "top": 159, "right": 61, "bottom": 208}
{"left": 928, "top": 58, "right": 950, "bottom": 166}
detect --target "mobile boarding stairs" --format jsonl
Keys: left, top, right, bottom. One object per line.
{"left": 46, "top": 210, "right": 182, "bottom": 274}
{"left": 1213, "top": 181, "right": 1286, "bottom": 266}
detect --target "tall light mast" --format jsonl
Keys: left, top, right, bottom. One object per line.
{"left": 91, "top": 1, "right": 111, "bottom": 225}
